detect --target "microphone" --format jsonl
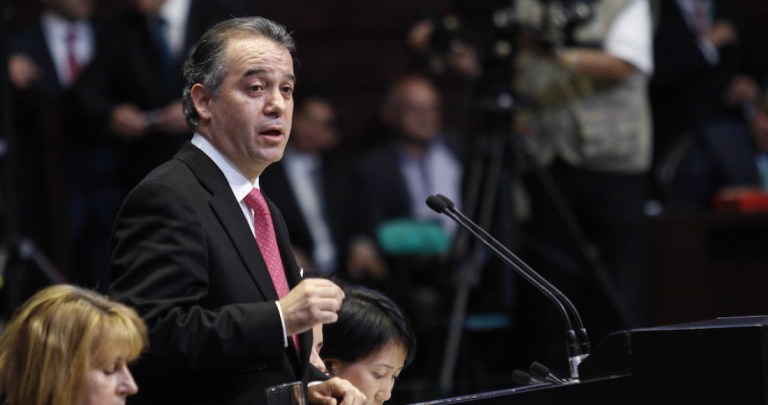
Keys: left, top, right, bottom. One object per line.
{"left": 511, "top": 369, "right": 550, "bottom": 387}
{"left": 426, "top": 194, "right": 590, "bottom": 380}
{"left": 529, "top": 361, "right": 565, "bottom": 385}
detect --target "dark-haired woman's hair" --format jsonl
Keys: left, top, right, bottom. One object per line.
{"left": 321, "top": 284, "right": 416, "bottom": 368}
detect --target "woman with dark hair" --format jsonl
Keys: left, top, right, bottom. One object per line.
{"left": 320, "top": 285, "right": 416, "bottom": 405}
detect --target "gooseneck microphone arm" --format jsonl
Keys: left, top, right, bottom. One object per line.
{"left": 426, "top": 195, "right": 573, "bottom": 327}
{"left": 432, "top": 194, "right": 584, "bottom": 330}
{"left": 426, "top": 194, "right": 590, "bottom": 380}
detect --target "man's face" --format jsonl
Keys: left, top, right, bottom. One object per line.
{"left": 389, "top": 79, "right": 441, "bottom": 144}
{"left": 45, "top": 0, "right": 94, "bottom": 20}
{"left": 134, "top": 0, "right": 166, "bottom": 16}
{"left": 291, "top": 98, "right": 338, "bottom": 153}
{"left": 193, "top": 36, "right": 295, "bottom": 180}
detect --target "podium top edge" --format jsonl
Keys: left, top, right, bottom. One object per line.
{"left": 624, "top": 315, "right": 768, "bottom": 333}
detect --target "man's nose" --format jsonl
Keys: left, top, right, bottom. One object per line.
{"left": 264, "top": 88, "right": 288, "bottom": 116}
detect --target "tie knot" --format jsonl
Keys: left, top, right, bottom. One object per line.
{"left": 243, "top": 188, "right": 270, "bottom": 215}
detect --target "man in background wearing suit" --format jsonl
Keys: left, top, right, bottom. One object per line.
{"left": 5, "top": 0, "right": 97, "bottom": 282}
{"left": 668, "top": 89, "right": 768, "bottom": 212}
{"left": 108, "top": 17, "right": 365, "bottom": 405}
{"left": 72, "top": 0, "right": 247, "bottom": 290}
{"left": 261, "top": 94, "right": 361, "bottom": 276}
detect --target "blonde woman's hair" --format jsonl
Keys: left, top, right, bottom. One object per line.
{"left": 0, "top": 284, "right": 148, "bottom": 405}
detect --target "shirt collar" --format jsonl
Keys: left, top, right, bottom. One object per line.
{"left": 191, "top": 133, "right": 258, "bottom": 202}
{"left": 41, "top": 11, "right": 88, "bottom": 41}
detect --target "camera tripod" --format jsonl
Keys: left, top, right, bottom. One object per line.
{"left": 437, "top": 78, "right": 637, "bottom": 396}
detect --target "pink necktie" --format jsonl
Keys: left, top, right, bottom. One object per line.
{"left": 65, "top": 27, "right": 80, "bottom": 85}
{"left": 243, "top": 188, "right": 290, "bottom": 298}
{"left": 243, "top": 188, "right": 300, "bottom": 352}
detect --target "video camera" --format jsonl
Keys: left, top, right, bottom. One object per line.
{"left": 425, "top": 0, "right": 595, "bottom": 115}
{"left": 429, "top": 0, "right": 595, "bottom": 63}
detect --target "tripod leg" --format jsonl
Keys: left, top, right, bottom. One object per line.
{"left": 516, "top": 135, "right": 637, "bottom": 329}
{"left": 18, "top": 238, "right": 66, "bottom": 284}
{"left": 439, "top": 132, "right": 508, "bottom": 394}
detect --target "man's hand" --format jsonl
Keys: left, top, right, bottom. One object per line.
{"left": 8, "top": 53, "right": 41, "bottom": 90}
{"left": 307, "top": 377, "right": 367, "bottom": 405}
{"left": 706, "top": 20, "right": 738, "bottom": 49}
{"left": 110, "top": 104, "right": 149, "bottom": 140}
{"left": 153, "top": 100, "right": 190, "bottom": 134}
{"left": 346, "top": 238, "right": 388, "bottom": 281}
{"left": 279, "top": 278, "right": 345, "bottom": 336}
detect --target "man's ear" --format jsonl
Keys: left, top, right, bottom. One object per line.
{"left": 190, "top": 83, "right": 212, "bottom": 122}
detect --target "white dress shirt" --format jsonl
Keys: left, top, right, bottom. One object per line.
{"left": 192, "top": 133, "right": 291, "bottom": 347}
{"left": 41, "top": 11, "right": 95, "bottom": 87}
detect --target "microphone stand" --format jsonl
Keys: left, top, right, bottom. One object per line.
{"left": 427, "top": 194, "right": 590, "bottom": 380}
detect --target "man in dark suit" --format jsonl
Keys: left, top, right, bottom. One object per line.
{"left": 108, "top": 17, "right": 365, "bottom": 405}
{"left": 5, "top": 0, "right": 97, "bottom": 287}
{"left": 355, "top": 74, "right": 465, "bottom": 246}
{"left": 667, "top": 91, "right": 768, "bottom": 212}
{"left": 76, "top": 0, "right": 249, "bottom": 188}
{"left": 70, "top": 0, "right": 246, "bottom": 290}
{"left": 650, "top": 0, "right": 763, "bottom": 169}
{"left": 261, "top": 95, "right": 360, "bottom": 276}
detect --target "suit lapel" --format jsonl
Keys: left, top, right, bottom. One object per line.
{"left": 265, "top": 195, "right": 301, "bottom": 287}
{"left": 177, "top": 143, "right": 309, "bottom": 369}
{"left": 262, "top": 183, "right": 308, "bottom": 363}
{"left": 32, "top": 26, "right": 65, "bottom": 97}
{"left": 175, "top": 143, "right": 279, "bottom": 301}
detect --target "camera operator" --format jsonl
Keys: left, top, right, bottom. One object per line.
{"left": 409, "top": 0, "right": 654, "bottom": 372}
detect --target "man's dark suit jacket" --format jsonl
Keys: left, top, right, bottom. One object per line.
{"left": 352, "top": 137, "right": 469, "bottom": 237}
{"left": 109, "top": 142, "right": 312, "bottom": 405}
{"left": 667, "top": 119, "right": 762, "bottom": 212}
{"left": 6, "top": 18, "right": 97, "bottom": 285}
{"left": 8, "top": 22, "right": 69, "bottom": 99}
{"left": 650, "top": 0, "right": 754, "bottom": 159}
{"left": 75, "top": 0, "right": 247, "bottom": 187}
{"left": 260, "top": 150, "right": 359, "bottom": 273}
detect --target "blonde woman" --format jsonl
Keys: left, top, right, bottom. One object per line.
{"left": 0, "top": 284, "right": 148, "bottom": 405}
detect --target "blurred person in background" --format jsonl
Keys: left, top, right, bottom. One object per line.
{"left": 407, "top": 0, "right": 653, "bottom": 373}
{"left": 667, "top": 88, "right": 768, "bottom": 212}
{"left": 261, "top": 94, "right": 361, "bottom": 276}
{"left": 5, "top": 0, "right": 98, "bottom": 284}
{"left": 70, "top": 0, "right": 246, "bottom": 290}
{"left": 650, "top": 0, "right": 768, "bottom": 192}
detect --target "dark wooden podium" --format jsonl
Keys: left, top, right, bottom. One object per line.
{"left": 412, "top": 316, "right": 768, "bottom": 404}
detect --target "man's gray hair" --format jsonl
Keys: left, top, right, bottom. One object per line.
{"left": 182, "top": 16, "right": 296, "bottom": 129}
